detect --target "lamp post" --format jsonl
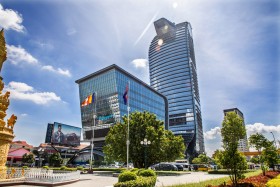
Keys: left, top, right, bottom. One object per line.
{"left": 140, "top": 138, "right": 151, "bottom": 169}
{"left": 270, "top": 132, "right": 277, "bottom": 148}
{"left": 38, "top": 148, "right": 45, "bottom": 167}
{"left": 89, "top": 92, "right": 97, "bottom": 173}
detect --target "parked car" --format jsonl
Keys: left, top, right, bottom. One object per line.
{"left": 151, "top": 163, "right": 178, "bottom": 171}
{"left": 181, "top": 163, "right": 191, "bottom": 171}
{"left": 173, "top": 162, "right": 191, "bottom": 171}
{"left": 173, "top": 163, "right": 184, "bottom": 171}
{"left": 107, "top": 164, "right": 120, "bottom": 168}
{"left": 191, "top": 164, "right": 208, "bottom": 171}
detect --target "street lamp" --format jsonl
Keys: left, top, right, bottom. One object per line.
{"left": 38, "top": 148, "right": 45, "bottom": 167}
{"left": 140, "top": 138, "right": 151, "bottom": 169}
{"left": 270, "top": 132, "right": 277, "bottom": 148}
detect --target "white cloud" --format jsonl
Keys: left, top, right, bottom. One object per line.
{"left": 21, "top": 113, "right": 28, "bottom": 117}
{"left": 6, "top": 45, "right": 71, "bottom": 77}
{"left": 204, "top": 126, "right": 221, "bottom": 140}
{"left": 7, "top": 45, "right": 38, "bottom": 65}
{"left": 0, "top": 4, "right": 25, "bottom": 32}
{"left": 204, "top": 123, "right": 280, "bottom": 141}
{"left": 7, "top": 81, "right": 33, "bottom": 92}
{"left": 42, "top": 65, "right": 72, "bottom": 77}
{"left": 131, "top": 59, "right": 148, "bottom": 68}
{"left": 204, "top": 123, "right": 280, "bottom": 156}
{"left": 246, "top": 123, "right": 280, "bottom": 137}
{"left": 5, "top": 81, "right": 61, "bottom": 105}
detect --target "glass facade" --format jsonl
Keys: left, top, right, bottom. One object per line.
{"left": 75, "top": 64, "right": 168, "bottom": 146}
{"left": 149, "top": 18, "right": 205, "bottom": 157}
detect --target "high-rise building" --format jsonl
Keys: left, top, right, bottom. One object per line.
{"left": 148, "top": 18, "right": 205, "bottom": 157}
{"left": 223, "top": 108, "right": 249, "bottom": 152}
{"left": 75, "top": 64, "right": 168, "bottom": 148}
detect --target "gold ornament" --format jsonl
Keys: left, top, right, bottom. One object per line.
{"left": 0, "top": 29, "right": 17, "bottom": 180}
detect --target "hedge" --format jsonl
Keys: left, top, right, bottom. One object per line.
{"left": 51, "top": 167, "right": 77, "bottom": 171}
{"left": 89, "top": 168, "right": 126, "bottom": 172}
{"left": 208, "top": 170, "right": 253, "bottom": 175}
{"left": 118, "top": 172, "right": 137, "bottom": 182}
{"left": 138, "top": 169, "right": 156, "bottom": 177}
{"left": 114, "top": 176, "right": 156, "bottom": 187}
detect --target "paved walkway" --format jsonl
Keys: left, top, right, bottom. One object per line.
{"left": 15, "top": 172, "right": 228, "bottom": 187}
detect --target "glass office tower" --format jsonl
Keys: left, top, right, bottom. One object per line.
{"left": 149, "top": 18, "right": 205, "bottom": 157}
{"left": 223, "top": 108, "right": 249, "bottom": 152}
{"left": 75, "top": 64, "right": 168, "bottom": 147}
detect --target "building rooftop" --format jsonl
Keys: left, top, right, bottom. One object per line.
{"left": 75, "top": 64, "right": 167, "bottom": 99}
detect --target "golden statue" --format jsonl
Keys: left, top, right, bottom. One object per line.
{"left": 7, "top": 115, "right": 17, "bottom": 129}
{"left": 0, "top": 29, "right": 17, "bottom": 180}
{"left": 0, "top": 29, "right": 7, "bottom": 73}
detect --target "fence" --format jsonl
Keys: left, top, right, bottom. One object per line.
{"left": 5, "top": 168, "right": 80, "bottom": 184}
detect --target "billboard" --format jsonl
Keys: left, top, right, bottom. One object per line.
{"left": 45, "top": 122, "right": 81, "bottom": 146}
{"left": 45, "top": 123, "right": 54, "bottom": 144}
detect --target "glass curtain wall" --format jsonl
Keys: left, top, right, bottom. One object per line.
{"left": 149, "top": 18, "right": 205, "bottom": 157}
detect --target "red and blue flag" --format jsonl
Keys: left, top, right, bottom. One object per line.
{"left": 123, "top": 84, "right": 128, "bottom": 105}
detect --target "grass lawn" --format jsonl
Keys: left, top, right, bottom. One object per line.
{"left": 166, "top": 170, "right": 262, "bottom": 187}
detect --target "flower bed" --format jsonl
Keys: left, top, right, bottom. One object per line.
{"left": 239, "top": 171, "right": 279, "bottom": 186}
{"left": 266, "top": 174, "right": 280, "bottom": 187}
{"left": 208, "top": 171, "right": 280, "bottom": 187}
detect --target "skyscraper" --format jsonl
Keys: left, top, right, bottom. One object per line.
{"left": 223, "top": 108, "right": 249, "bottom": 152}
{"left": 148, "top": 18, "right": 205, "bottom": 157}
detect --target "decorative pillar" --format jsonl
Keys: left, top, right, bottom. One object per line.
{"left": 0, "top": 29, "right": 17, "bottom": 180}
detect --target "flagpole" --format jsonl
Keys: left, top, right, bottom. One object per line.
{"left": 126, "top": 81, "right": 130, "bottom": 170}
{"left": 90, "top": 92, "right": 96, "bottom": 172}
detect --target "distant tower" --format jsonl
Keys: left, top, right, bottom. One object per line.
{"left": 148, "top": 18, "right": 205, "bottom": 157}
{"left": 223, "top": 108, "right": 249, "bottom": 152}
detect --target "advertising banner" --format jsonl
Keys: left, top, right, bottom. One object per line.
{"left": 51, "top": 122, "right": 81, "bottom": 146}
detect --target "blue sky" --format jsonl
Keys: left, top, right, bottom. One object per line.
{"left": 1, "top": 0, "right": 279, "bottom": 156}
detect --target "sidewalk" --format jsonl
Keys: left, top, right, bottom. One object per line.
{"left": 14, "top": 172, "right": 228, "bottom": 187}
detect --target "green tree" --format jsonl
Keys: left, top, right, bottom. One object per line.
{"left": 22, "top": 153, "right": 35, "bottom": 166}
{"left": 249, "top": 156, "right": 260, "bottom": 164}
{"left": 103, "top": 111, "right": 185, "bottom": 168}
{"left": 249, "top": 133, "right": 272, "bottom": 175}
{"left": 49, "top": 152, "right": 63, "bottom": 167}
{"left": 212, "top": 149, "right": 223, "bottom": 169}
{"left": 220, "top": 111, "right": 247, "bottom": 187}
{"left": 192, "top": 154, "right": 211, "bottom": 164}
{"left": 262, "top": 144, "right": 279, "bottom": 171}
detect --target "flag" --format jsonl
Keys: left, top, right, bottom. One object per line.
{"left": 81, "top": 93, "right": 95, "bottom": 107}
{"left": 123, "top": 84, "right": 128, "bottom": 105}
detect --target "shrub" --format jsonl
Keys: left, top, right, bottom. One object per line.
{"left": 266, "top": 179, "right": 280, "bottom": 187}
{"left": 76, "top": 166, "right": 84, "bottom": 171}
{"left": 22, "top": 166, "right": 28, "bottom": 169}
{"left": 65, "top": 167, "right": 77, "bottom": 171}
{"left": 92, "top": 168, "right": 126, "bottom": 172}
{"left": 138, "top": 169, "right": 156, "bottom": 177}
{"left": 114, "top": 176, "right": 156, "bottom": 187}
{"left": 208, "top": 170, "right": 253, "bottom": 175}
{"left": 118, "top": 171, "right": 137, "bottom": 182}
{"left": 130, "top": 168, "right": 139, "bottom": 173}
{"left": 60, "top": 166, "right": 67, "bottom": 170}
{"left": 42, "top": 166, "right": 49, "bottom": 170}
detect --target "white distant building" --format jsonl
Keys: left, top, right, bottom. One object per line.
{"left": 223, "top": 108, "right": 249, "bottom": 152}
